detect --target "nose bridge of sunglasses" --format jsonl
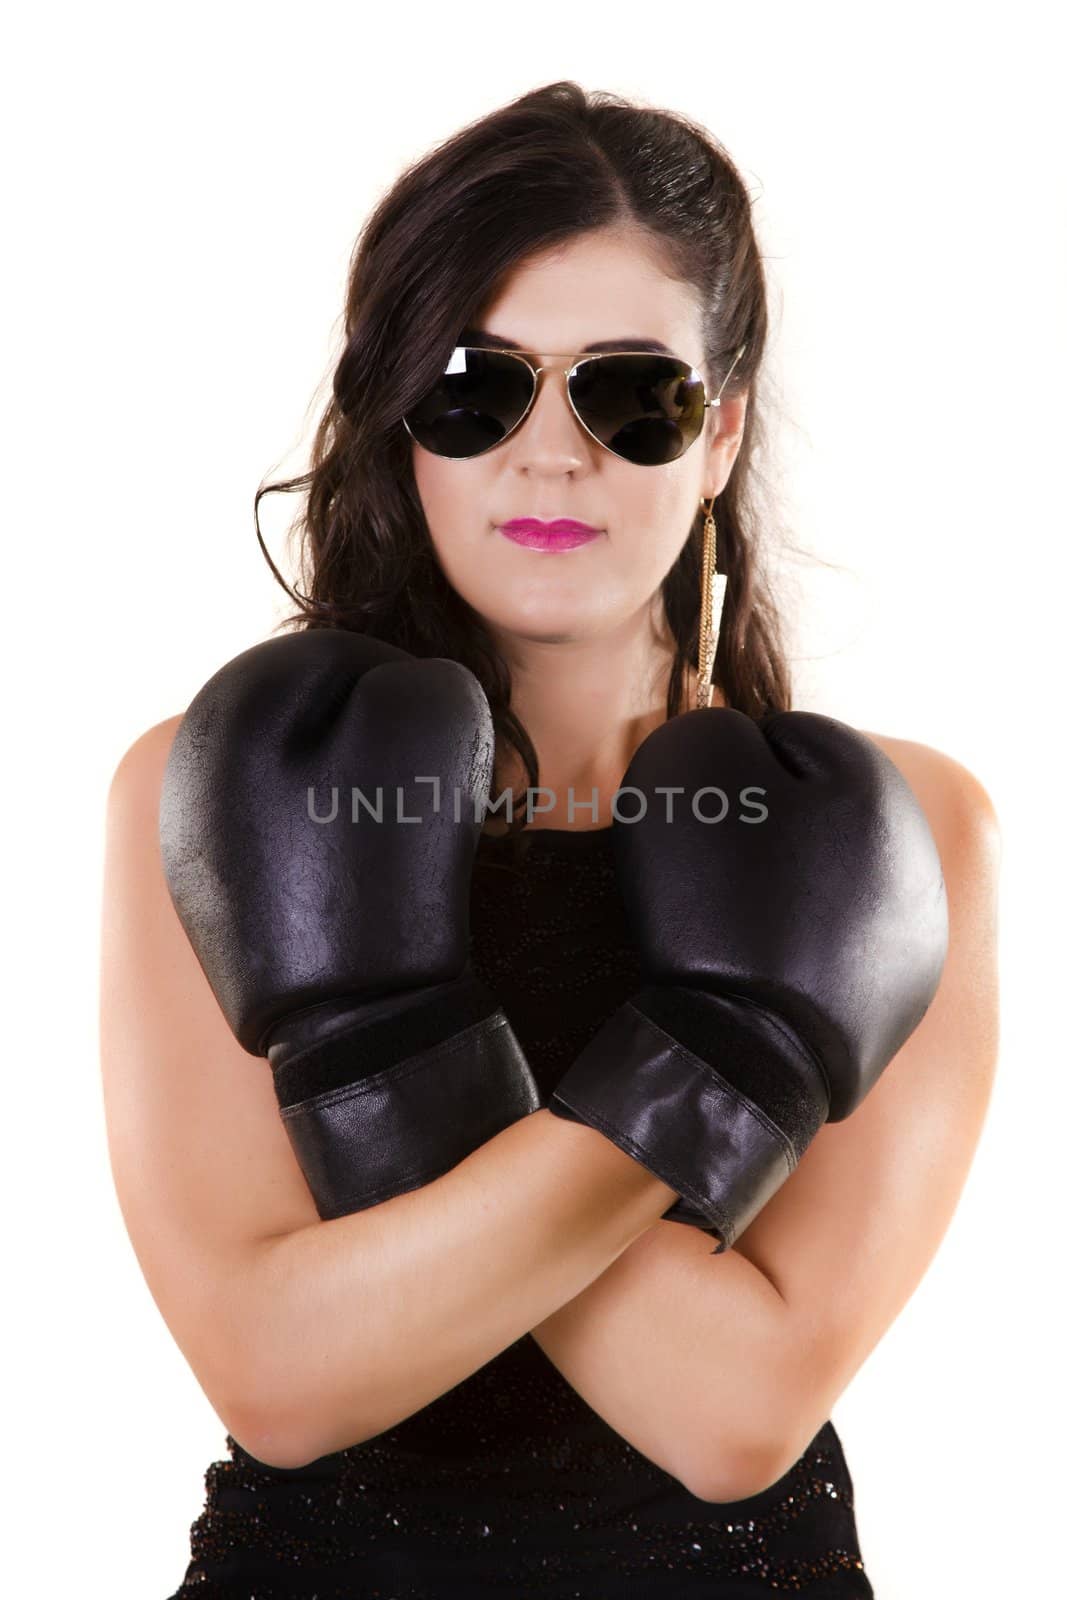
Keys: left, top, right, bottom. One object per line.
{"left": 525, "top": 354, "right": 576, "bottom": 387}
{"left": 518, "top": 356, "right": 588, "bottom": 431}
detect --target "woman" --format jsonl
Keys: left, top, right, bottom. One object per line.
{"left": 100, "top": 81, "right": 1000, "bottom": 1597}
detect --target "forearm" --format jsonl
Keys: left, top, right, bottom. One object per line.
{"left": 235, "top": 1108, "right": 676, "bottom": 1466}
{"left": 530, "top": 1220, "right": 791, "bottom": 1501}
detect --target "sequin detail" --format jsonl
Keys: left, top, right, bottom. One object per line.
{"left": 168, "top": 827, "right": 874, "bottom": 1598}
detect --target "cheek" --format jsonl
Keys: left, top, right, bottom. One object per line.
{"left": 414, "top": 456, "right": 490, "bottom": 564}
{"left": 619, "top": 478, "right": 699, "bottom": 585}
{"left": 413, "top": 451, "right": 461, "bottom": 526}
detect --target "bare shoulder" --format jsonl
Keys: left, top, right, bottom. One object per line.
{"left": 858, "top": 729, "right": 1001, "bottom": 859}
{"left": 108, "top": 712, "right": 185, "bottom": 797}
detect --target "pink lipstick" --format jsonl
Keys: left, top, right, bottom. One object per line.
{"left": 497, "top": 518, "right": 602, "bottom": 551}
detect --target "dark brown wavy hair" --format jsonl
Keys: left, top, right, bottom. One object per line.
{"left": 254, "top": 80, "right": 800, "bottom": 846}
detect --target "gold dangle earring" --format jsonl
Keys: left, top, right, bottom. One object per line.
{"left": 694, "top": 495, "right": 727, "bottom": 711}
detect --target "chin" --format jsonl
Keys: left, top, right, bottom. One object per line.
{"left": 473, "top": 596, "right": 581, "bottom": 640}
{"left": 504, "top": 621, "right": 583, "bottom": 645}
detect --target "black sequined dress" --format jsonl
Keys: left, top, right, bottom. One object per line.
{"left": 167, "top": 825, "right": 875, "bottom": 1599}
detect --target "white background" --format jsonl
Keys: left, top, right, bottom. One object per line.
{"left": 4, "top": 3, "right": 1063, "bottom": 1595}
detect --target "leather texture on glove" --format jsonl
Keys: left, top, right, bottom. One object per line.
{"left": 160, "top": 629, "right": 540, "bottom": 1219}
{"left": 549, "top": 708, "right": 949, "bottom": 1252}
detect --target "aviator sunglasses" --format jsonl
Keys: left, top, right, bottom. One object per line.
{"left": 403, "top": 339, "right": 747, "bottom": 468}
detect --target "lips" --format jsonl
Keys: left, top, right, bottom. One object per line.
{"left": 497, "top": 517, "right": 602, "bottom": 551}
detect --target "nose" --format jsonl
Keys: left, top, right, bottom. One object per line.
{"left": 509, "top": 361, "right": 594, "bottom": 471}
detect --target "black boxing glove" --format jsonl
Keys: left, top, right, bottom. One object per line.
{"left": 548, "top": 709, "right": 949, "bottom": 1252}
{"left": 159, "top": 628, "right": 540, "bottom": 1220}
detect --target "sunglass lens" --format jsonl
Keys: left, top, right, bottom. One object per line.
{"left": 570, "top": 355, "right": 706, "bottom": 465}
{"left": 404, "top": 349, "right": 533, "bottom": 459}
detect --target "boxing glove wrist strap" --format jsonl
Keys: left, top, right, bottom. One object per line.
{"left": 267, "top": 975, "right": 541, "bottom": 1220}
{"left": 548, "top": 986, "right": 830, "bottom": 1253}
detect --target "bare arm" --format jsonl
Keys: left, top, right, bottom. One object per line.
{"left": 531, "top": 1222, "right": 788, "bottom": 1503}
{"left": 243, "top": 1110, "right": 674, "bottom": 1468}
{"left": 100, "top": 717, "right": 674, "bottom": 1476}
{"left": 530, "top": 743, "right": 1001, "bottom": 1504}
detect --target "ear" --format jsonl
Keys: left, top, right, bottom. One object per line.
{"left": 702, "top": 391, "right": 748, "bottom": 499}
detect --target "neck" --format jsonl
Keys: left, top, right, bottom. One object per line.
{"left": 488, "top": 608, "right": 714, "bottom": 830}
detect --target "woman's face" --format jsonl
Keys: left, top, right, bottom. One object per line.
{"left": 411, "top": 224, "right": 747, "bottom": 651}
